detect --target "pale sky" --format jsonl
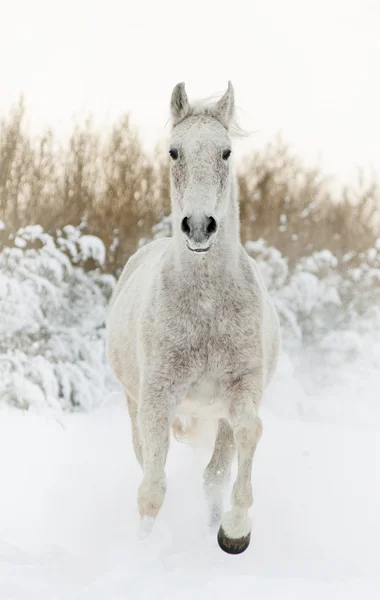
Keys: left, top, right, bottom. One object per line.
{"left": 1, "top": 0, "right": 379, "bottom": 182}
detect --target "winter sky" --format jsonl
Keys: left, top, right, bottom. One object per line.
{"left": 1, "top": 0, "right": 379, "bottom": 181}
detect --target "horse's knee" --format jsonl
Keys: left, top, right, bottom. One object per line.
{"left": 230, "top": 413, "right": 262, "bottom": 509}
{"left": 204, "top": 420, "right": 235, "bottom": 483}
{"left": 234, "top": 413, "right": 263, "bottom": 449}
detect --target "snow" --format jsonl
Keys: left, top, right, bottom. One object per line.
{"left": 0, "top": 345, "right": 379, "bottom": 598}
{"left": 76, "top": 234, "right": 107, "bottom": 266}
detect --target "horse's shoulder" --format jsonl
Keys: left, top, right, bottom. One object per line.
{"left": 130, "top": 238, "right": 171, "bottom": 270}
{"left": 109, "top": 238, "right": 171, "bottom": 309}
{"left": 239, "top": 249, "right": 270, "bottom": 296}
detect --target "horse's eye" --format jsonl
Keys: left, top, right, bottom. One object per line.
{"left": 169, "top": 148, "right": 179, "bottom": 160}
{"left": 222, "top": 149, "right": 232, "bottom": 160}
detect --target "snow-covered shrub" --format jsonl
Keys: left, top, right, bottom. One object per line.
{"left": 245, "top": 239, "right": 380, "bottom": 359}
{"left": 245, "top": 240, "right": 341, "bottom": 346}
{"left": 277, "top": 254, "right": 343, "bottom": 347}
{"left": 245, "top": 239, "right": 288, "bottom": 292}
{"left": 341, "top": 244, "right": 380, "bottom": 328}
{"left": 138, "top": 215, "right": 172, "bottom": 248}
{"left": 0, "top": 225, "right": 115, "bottom": 411}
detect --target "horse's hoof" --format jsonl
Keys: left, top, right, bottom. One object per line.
{"left": 217, "top": 525, "right": 251, "bottom": 554}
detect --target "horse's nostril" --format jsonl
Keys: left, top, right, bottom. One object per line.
{"left": 206, "top": 216, "right": 217, "bottom": 235}
{"left": 181, "top": 216, "right": 191, "bottom": 236}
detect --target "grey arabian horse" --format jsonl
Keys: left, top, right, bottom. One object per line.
{"left": 106, "top": 82, "right": 280, "bottom": 554}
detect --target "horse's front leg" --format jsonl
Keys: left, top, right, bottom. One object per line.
{"left": 203, "top": 419, "right": 235, "bottom": 528}
{"left": 137, "top": 372, "right": 184, "bottom": 537}
{"left": 218, "top": 370, "right": 263, "bottom": 554}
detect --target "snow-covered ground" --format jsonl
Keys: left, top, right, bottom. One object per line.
{"left": 0, "top": 346, "right": 379, "bottom": 599}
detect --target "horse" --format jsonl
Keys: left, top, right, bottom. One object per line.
{"left": 106, "top": 82, "right": 280, "bottom": 554}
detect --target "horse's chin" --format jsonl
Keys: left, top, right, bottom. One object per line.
{"left": 186, "top": 242, "right": 211, "bottom": 253}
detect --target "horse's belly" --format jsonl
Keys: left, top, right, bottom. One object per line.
{"left": 176, "top": 380, "right": 228, "bottom": 420}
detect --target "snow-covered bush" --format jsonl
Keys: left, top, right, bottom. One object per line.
{"left": 138, "top": 215, "right": 173, "bottom": 248}
{"left": 245, "top": 239, "right": 380, "bottom": 361}
{"left": 0, "top": 225, "right": 115, "bottom": 411}
{"left": 245, "top": 239, "right": 289, "bottom": 292}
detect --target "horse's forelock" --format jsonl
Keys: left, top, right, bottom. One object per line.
{"left": 171, "top": 96, "right": 249, "bottom": 139}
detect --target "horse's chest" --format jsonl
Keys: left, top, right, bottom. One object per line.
{"left": 180, "top": 294, "right": 256, "bottom": 369}
{"left": 176, "top": 303, "right": 256, "bottom": 419}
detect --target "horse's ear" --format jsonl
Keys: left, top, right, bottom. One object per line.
{"left": 213, "top": 81, "right": 235, "bottom": 129}
{"left": 170, "top": 82, "right": 190, "bottom": 126}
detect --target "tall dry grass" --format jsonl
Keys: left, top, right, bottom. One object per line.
{"left": 237, "top": 137, "right": 380, "bottom": 266}
{"left": 0, "top": 99, "right": 379, "bottom": 272}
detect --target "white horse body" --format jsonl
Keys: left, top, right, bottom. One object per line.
{"left": 106, "top": 82, "right": 280, "bottom": 554}
{"left": 108, "top": 238, "right": 278, "bottom": 415}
